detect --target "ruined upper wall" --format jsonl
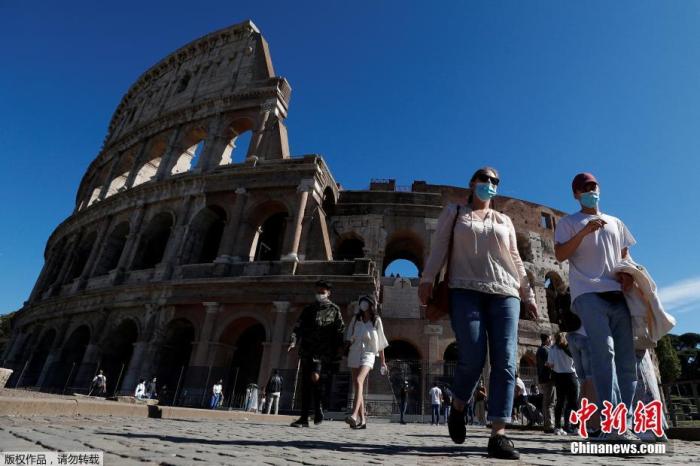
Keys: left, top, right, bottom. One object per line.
{"left": 104, "top": 20, "right": 278, "bottom": 147}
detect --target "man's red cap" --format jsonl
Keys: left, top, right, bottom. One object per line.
{"left": 572, "top": 173, "right": 598, "bottom": 193}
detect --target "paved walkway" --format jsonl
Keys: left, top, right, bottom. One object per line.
{"left": 1, "top": 415, "right": 699, "bottom": 465}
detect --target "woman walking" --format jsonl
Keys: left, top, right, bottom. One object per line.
{"left": 418, "top": 166, "right": 538, "bottom": 460}
{"left": 344, "top": 295, "right": 389, "bottom": 429}
{"left": 547, "top": 333, "right": 580, "bottom": 435}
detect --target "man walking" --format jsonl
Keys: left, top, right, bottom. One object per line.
{"left": 266, "top": 370, "right": 283, "bottom": 415}
{"left": 90, "top": 370, "right": 107, "bottom": 396}
{"left": 288, "top": 280, "right": 345, "bottom": 427}
{"left": 554, "top": 172, "right": 639, "bottom": 442}
{"left": 536, "top": 334, "right": 556, "bottom": 433}
{"left": 399, "top": 380, "right": 409, "bottom": 424}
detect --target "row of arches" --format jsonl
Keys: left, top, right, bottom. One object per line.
{"left": 79, "top": 120, "right": 256, "bottom": 211}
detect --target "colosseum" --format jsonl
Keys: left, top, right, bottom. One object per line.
{"left": 2, "top": 20, "right": 572, "bottom": 415}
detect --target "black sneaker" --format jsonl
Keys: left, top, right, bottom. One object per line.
{"left": 447, "top": 406, "right": 466, "bottom": 444}
{"left": 290, "top": 418, "right": 309, "bottom": 428}
{"left": 487, "top": 434, "right": 520, "bottom": 460}
{"left": 313, "top": 411, "right": 324, "bottom": 425}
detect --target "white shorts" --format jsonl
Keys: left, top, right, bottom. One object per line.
{"left": 347, "top": 349, "right": 376, "bottom": 369}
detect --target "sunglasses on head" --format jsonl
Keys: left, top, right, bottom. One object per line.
{"left": 475, "top": 173, "right": 500, "bottom": 186}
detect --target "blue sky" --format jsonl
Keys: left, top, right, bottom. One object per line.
{"left": 1, "top": 1, "right": 698, "bottom": 334}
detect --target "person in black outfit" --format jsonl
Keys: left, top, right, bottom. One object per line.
{"left": 287, "top": 280, "right": 345, "bottom": 427}
{"left": 399, "top": 380, "right": 410, "bottom": 424}
{"left": 536, "top": 333, "right": 556, "bottom": 433}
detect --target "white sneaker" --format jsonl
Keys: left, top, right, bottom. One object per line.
{"left": 555, "top": 428, "right": 568, "bottom": 436}
{"left": 602, "top": 430, "right": 642, "bottom": 444}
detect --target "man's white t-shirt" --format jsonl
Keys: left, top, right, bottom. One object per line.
{"left": 515, "top": 377, "right": 528, "bottom": 396}
{"left": 554, "top": 211, "right": 636, "bottom": 302}
{"left": 213, "top": 384, "right": 223, "bottom": 395}
{"left": 429, "top": 386, "right": 442, "bottom": 405}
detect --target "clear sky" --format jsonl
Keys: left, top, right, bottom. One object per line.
{"left": 1, "top": 1, "right": 698, "bottom": 334}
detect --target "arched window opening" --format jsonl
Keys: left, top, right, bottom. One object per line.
{"left": 385, "top": 340, "right": 422, "bottom": 413}
{"left": 100, "top": 319, "right": 139, "bottom": 394}
{"left": 156, "top": 319, "right": 195, "bottom": 405}
{"left": 544, "top": 272, "right": 567, "bottom": 325}
{"left": 23, "top": 329, "right": 56, "bottom": 387}
{"left": 171, "top": 140, "right": 205, "bottom": 175}
{"left": 219, "top": 123, "right": 254, "bottom": 165}
{"left": 67, "top": 231, "right": 98, "bottom": 282}
{"left": 335, "top": 237, "right": 365, "bottom": 261}
{"left": 384, "top": 259, "right": 419, "bottom": 278}
{"left": 382, "top": 231, "right": 425, "bottom": 277}
{"left": 176, "top": 74, "right": 191, "bottom": 94}
{"left": 94, "top": 222, "right": 130, "bottom": 275}
{"left": 516, "top": 232, "right": 534, "bottom": 262}
{"left": 252, "top": 213, "right": 287, "bottom": 261}
{"left": 182, "top": 206, "right": 227, "bottom": 264}
{"left": 220, "top": 321, "right": 266, "bottom": 407}
{"left": 132, "top": 212, "right": 174, "bottom": 270}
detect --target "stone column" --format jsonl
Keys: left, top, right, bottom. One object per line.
{"left": 78, "top": 216, "right": 113, "bottom": 289}
{"left": 258, "top": 302, "right": 290, "bottom": 379}
{"left": 155, "top": 126, "right": 183, "bottom": 181}
{"left": 113, "top": 204, "right": 146, "bottom": 282}
{"left": 156, "top": 196, "right": 194, "bottom": 279}
{"left": 190, "top": 302, "right": 222, "bottom": 367}
{"left": 196, "top": 118, "right": 228, "bottom": 173}
{"left": 215, "top": 188, "right": 249, "bottom": 263}
{"left": 282, "top": 179, "right": 314, "bottom": 262}
{"left": 49, "top": 235, "right": 80, "bottom": 292}
{"left": 36, "top": 320, "right": 72, "bottom": 388}
{"left": 123, "top": 142, "right": 151, "bottom": 189}
{"left": 97, "top": 154, "right": 123, "bottom": 201}
{"left": 247, "top": 108, "right": 272, "bottom": 159}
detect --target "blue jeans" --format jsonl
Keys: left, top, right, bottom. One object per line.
{"left": 210, "top": 393, "right": 221, "bottom": 409}
{"left": 572, "top": 292, "right": 637, "bottom": 414}
{"left": 449, "top": 289, "right": 519, "bottom": 423}
{"left": 431, "top": 404, "right": 440, "bottom": 424}
{"left": 443, "top": 404, "right": 451, "bottom": 424}
{"left": 400, "top": 400, "right": 408, "bottom": 422}
{"left": 567, "top": 332, "right": 593, "bottom": 382}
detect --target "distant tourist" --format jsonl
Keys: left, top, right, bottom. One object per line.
{"left": 419, "top": 166, "right": 538, "bottom": 460}
{"left": 287, "top": 280, "right": 345, "bottom": 428}
{"left": 134, "top": 379, "right": 146, "bottom": 400}
{"left": 266, "top": 370, "right": 283, "bottom": 415}
{"left": 399, "top": 380, "right": 410, "bottom": 424}
{"left": 428, "top": 383, "right": 442, "bottom": 425}
{"left": 536, "top": 333, "right": 556, "bottom": 433}
{"left": 546, "top": 333, "right": 579, "bottom": 435}
{"left": 344, "top": 294, "right": 389, "bottom": 429}
{"left": 147, "top": 377, "right": 158, "bottom": 399}
{"left": 211, "top": 379, "right": 223, "bottom": 409}
{"left": 90, "top": 370, "right": 107, "bottom": 396}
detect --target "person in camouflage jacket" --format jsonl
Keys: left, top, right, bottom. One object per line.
{"left": 288, "top": 280, "right": 345, "bottom": 427}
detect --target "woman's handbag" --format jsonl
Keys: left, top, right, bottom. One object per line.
{"left": 426, "top": 207, "right": 460, "bottom": 321}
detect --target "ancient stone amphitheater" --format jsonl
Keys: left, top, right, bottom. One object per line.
{"left": 2, "top": 21, "right": 570, "bottom": 412}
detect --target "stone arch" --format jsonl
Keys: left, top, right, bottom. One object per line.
{"left": 544, "top": 271, "right": 566, "bottom": 324}
{"left": 334, "top": 233, "right": 365, "bottom": 261}
{"left": 518, "top": 351, "right": 538, "bottom": 388}
{"left": 217, "top": 117, "right": 256, "bottom": 165}
{"left": 156, "top": 318, "right": 196, "bottom": 401}
{"left": 94, "top": 221, "right": 130, "bottom": 275}
{"left": 181, "top": 206, "right": 227, "bottom": 264}
{"left": 105, "top": 147, "right": 139, "bottom": 197}
{"left": 133, "top": 135, "right": 168, "bottom": 187}
{"left": 382, "top": 230, "right": 425, "bottom": 276}
{"left": 520, "top": 270, "right": 538, "bottom": 321}
{"left": 42, "top": 237, "right": 68, "bottom": 291}
{"left": 23, "top": 328, "right": 57, "bottom": 387}
{"left": 243, "top": 201, "right": 290, "bottom": 261}
{"left": 385, "top": 339, "right": 423, "bottom": 408}
{"left": 321, "top": 186, "right": 337, "bottom": 215}
{"left": 132, "top": 211, "right": 175, "bottom": 270}
{"left": 217, "top": 316, "right": 268, "bottom": 402}
{"left": 171, "top": 125, "right": 207, "bottom": 175}
{"left": 66, "top": 231, "right": 98, "bottom": 282}
{"left": 516, "top": 231, "right": 534, "bottom": 262}
{"left": 99, "top": 318, "right": 139, "bottom": 393}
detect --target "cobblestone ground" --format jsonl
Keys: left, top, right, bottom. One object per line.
{"left": 1, "top": 416, "right": 699, "bottom": 465}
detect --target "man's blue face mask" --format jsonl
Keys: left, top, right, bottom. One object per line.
{"left": 579, "top": 191, "right": 600, "bottom": 209}
{"left": 475, "top": 182, "right": 497, "bottom": 202}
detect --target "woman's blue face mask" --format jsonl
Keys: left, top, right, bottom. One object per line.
{"left": 579, "top": 191, "right": 600, "bottom": 209}
{"left": 475, "top": 182, "right": 497, "bottom": 201}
